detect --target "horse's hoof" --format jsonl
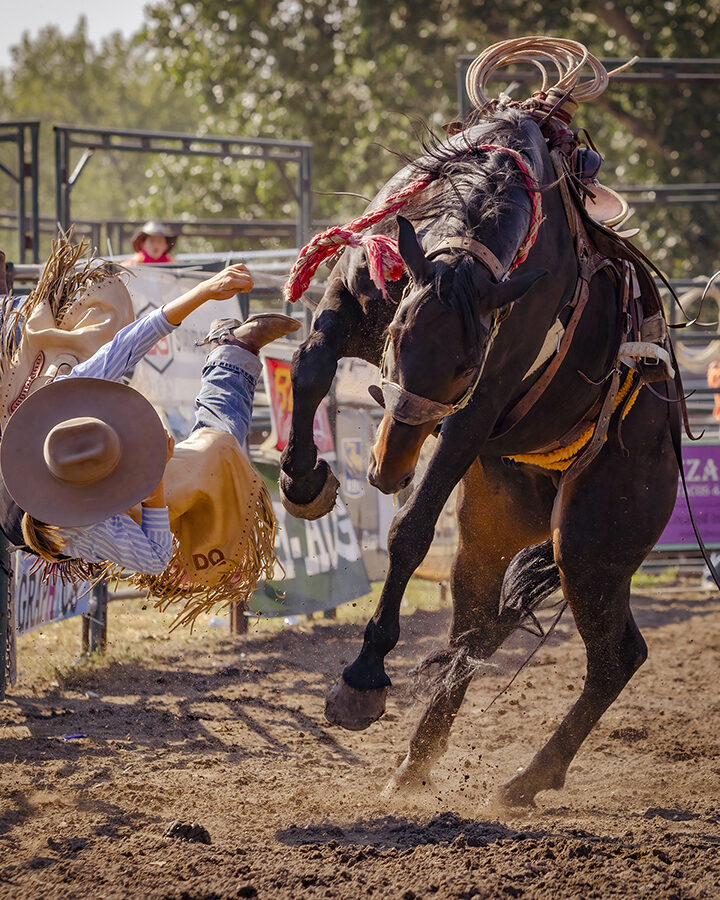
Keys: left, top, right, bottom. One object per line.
{"left": 496, "top": 772, "right": 539, "bottom": 808}
{"left": 381, "top": 754, "right": 434, "bottom": 798}
{"left": 280, "top": 460, "right": 340, "bottom": 521}
{"left": 324, "top": 677, "right": 387, "bottom": 731}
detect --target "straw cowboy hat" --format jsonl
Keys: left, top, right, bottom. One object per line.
{"left": 0, "top": 274, "right": 135, "bottom": 431}
{"left": 131, "top": 221, "right": 178, "bottom": 253}
{"left": 1, "top": 377, "right": 167, "bottom": 528}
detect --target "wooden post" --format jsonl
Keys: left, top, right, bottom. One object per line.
{"left": 0, "top": 533, "right": 10, "bottom": 700}
{"left": 229, "top": 602, "right": 248, "bottom": 634}
{"left": 82, "top": 580, "right": 108, "bottom": 655}
{"left": 0, "top": 251, "right": 8, "bottom": 296}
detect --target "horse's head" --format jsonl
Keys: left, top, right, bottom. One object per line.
{"left": 367, "top": 217, "right": 545, "bottom": 494}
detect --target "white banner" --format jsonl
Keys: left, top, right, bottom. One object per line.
{"left": 124, "top": 267, "right": 247, "bottom": 433}
{"left": 14, "top": 552, "right": 93, "bottom": 636}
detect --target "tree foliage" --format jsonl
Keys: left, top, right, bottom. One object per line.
{"left": 1, "top": 4, "right": 719, "bottom": 272}
{"left": 141, "top": 0, "right": 720, "bottom": 274}
{"left": 0, "top": 19, "right": 200, "bottom": 254}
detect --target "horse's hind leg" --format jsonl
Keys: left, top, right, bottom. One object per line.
{"left": 499, "top": 398, "right": 678, "bottom": 806}
{"left": 388, "top": 458, "right": 554, "bottom": 792}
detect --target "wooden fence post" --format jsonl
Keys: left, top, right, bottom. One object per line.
{"left": 0, "top": 533, "right": 10, "bottom": 700}
{"left": 82, "top": 579, "right": 108, "bottom": 655}
{"left": 229, "top": 602, "right": 248, "bottom": 634}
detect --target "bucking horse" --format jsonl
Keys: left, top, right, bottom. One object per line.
{"left": 279, "top": 40, "right": 684, "bottom": 805}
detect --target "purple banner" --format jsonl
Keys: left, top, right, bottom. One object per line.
{"left": 657, "top": 443, "right": 720, "bottom": 549}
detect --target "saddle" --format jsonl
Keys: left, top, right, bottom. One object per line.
{"left": 496, "top": 110, "right": 675, "bottom": 479}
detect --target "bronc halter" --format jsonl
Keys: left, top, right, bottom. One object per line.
{"left": 374, "top": 145, "right": 544, "bottom": 426}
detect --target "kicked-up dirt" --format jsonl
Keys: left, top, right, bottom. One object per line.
{"left": 1, "top": 584, "right": 719, "bottom": 899}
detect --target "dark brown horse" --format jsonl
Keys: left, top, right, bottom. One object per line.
{"left": 280, "top": 109, "right": 679, "bottom": 804}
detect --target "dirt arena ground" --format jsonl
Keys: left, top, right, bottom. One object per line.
{"left": 1, "top": 578, "right": 719, "bottom": 899}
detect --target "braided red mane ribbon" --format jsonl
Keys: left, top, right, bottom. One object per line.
{"left": 283, "top": 145, "right": 543, "bottom": 303}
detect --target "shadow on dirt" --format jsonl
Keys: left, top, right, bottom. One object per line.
{"left": 277, "top": 811, "right": 549, "bottom": 850}
{"left": 1, "top": 664, "right": 363, "bottom": 767}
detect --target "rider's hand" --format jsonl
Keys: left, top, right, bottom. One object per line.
{"left": 199, "top": 264, "right": 254, "bottom": 301}
{"left": 162, "top": 265, "right": 254, "bottom": 326}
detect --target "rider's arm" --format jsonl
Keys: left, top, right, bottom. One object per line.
{"left": 60, "top": 264, "right": 254, "bottom": 383}
{"left": 60, "top": 306, "right": 177, "bottom": 383}
{"left": 60, "top": 509, "right": 174, "bottom": 575}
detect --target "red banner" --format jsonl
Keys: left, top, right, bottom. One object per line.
{"left": 264, "top": 357, "right": 334, "bottom": 453}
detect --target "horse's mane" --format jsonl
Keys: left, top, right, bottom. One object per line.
{"left": 403, "top": 109, "right": 540, "bottom": 352}
{"left": 408, "top": 108, "right": 536, "bottom": 230}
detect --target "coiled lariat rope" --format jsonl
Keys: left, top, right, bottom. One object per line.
{"left": 466, "top": 36, "right": 638, "bottom": 118}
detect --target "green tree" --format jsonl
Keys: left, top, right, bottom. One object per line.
{"left": 143, "top": 0, "right": 720, "bottom": 274}
{"left": 2, "top": 4, "right": 719, "bottom": 272}
{"left": 0, "top": 18, "right": 201, "bottom": 256}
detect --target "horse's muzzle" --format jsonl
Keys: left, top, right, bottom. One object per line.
{"left": 367, "top": 410, "right": 437, "bottom": 495}
{"left": 367, "top": 457, "right": 414, "bottom": 495}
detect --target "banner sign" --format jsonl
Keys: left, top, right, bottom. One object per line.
{"left": 657, "top": 442, "right": 720, "bottom": 549}
{"left": 263, "top": 356, "right": 333, "bottom": 454}
{"left": 125, "top": 268, "right": 247, "bottom": 433}
{"left": 13, "top": 552, "right": 92, "bottom": 636}
{"left": 250, "top": 463, "right": 370, "bottom": 616}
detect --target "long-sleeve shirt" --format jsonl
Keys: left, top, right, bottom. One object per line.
{"left": 56, "top": 306, "right": 178, "bottom": 574}
{"left": 60, "top": 304, "right": 176, "bottom": 382}
{"left": 61, "top": 507, "right": 174, "bottom": 575}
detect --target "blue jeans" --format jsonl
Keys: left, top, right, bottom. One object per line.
{"left": 191, "top": 344, "right": 262, "bottom": 445}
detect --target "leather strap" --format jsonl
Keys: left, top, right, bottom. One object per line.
{"left": 427, "top": 236, "right": 506, "bottom": 282}
{"left": 492, "top": 271, "right": 593, "bottom": 438}
{"left": 563, "top": 368, "right": 623, "bottom": 483}
{"left": 562, "top": 260, "right": 634, "bottom": 482}
{"left": 667, "top": 376, "right": 720, "bottom": 589}
{"left": 491, "top": 150, "right": 617, "bottom": 441}
{"left": 372, "top": 381, "right": 454, "bottom": 425}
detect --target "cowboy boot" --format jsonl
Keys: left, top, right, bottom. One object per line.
{"left": 196, "top": 314, "right": 301, "bottom": 353}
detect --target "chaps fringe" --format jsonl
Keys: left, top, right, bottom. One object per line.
{"left": 129, "top": 480, "right": 278, "bottom": 631}
{"left": 1, "top": 230, "right": 118, "bottom": 375}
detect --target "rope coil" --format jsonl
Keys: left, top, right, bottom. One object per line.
{"left": 465, "top": 37, "right": 638, "bottom": 115}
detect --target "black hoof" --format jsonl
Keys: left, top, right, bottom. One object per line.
{"left": 280, "top": 460, "right": 340, "bottom": 521}
{"left": 325, "top": 677, "right": 387, "bottom": 731}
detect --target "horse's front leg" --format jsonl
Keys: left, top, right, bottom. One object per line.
{"left": 279, "top": 296, "right": 360, "bottom": 520}
{"left": 325, "top": 422, "right": 480, "bottom": 730}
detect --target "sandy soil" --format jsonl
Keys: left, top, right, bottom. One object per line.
{"left": 1, "top": 584, "right": 719, "bottom": 899}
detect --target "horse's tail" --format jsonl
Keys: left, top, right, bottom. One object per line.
{"left": 410, "top": 539, "right": 562, "bottom": 700}
{"left": 499, "top": 538, "right": 561, "bottom": 621}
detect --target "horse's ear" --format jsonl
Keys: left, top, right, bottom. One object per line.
{"left": 487, "top": 268, "right": 547, "bottom": 311}
{"left": 397, "top": 216, "right": 433, "bottom": 284}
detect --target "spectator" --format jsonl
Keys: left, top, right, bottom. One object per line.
{"left": 125, "top": 221, "right": 178, "bottom": 266}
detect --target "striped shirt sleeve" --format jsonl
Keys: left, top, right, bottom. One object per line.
{"left": 60, "top": 507, "right": 174, "bottom": 575}
{"left": 61, "top": 306, "right": 177, "bottom": 383}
